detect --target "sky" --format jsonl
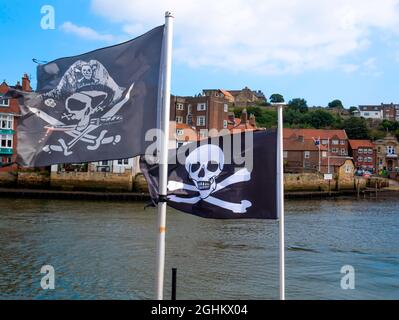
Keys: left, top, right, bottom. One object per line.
{"left": 2, "top": 0, "right": 399, "bottom": 107}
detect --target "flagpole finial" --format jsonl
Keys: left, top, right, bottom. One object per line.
{"left": 165, "top": 11, "right": 174, "bottom": 18}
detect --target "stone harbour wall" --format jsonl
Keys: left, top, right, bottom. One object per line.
{"left": 50, "top": 169, "right": 134, "bottom": 192}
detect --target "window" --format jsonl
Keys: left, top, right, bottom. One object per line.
{"left": 358, "top": 148, "right": 363, "bottom": 154}
{"left": 0, "top": 115, "right": 13, "bottom": 129}
{"left": 340, "top": 149, "right": 347, "bottom": 155}
{"left": 332, "top": 139, "right": 339, "bottom": 145}
{"left": 322, "top": 139, "right": 328, "bottom": 145}
{"left": 176, "top": 103, "right": 184, "bottom": 110}
{"left": 223, "top": 120, "right": 228, "bottom": 129}
{"left": 0, "top": 134, "right": 12, "bottom": 148}
{"left": 358, "top": 156, "right": 363, "bottom": 162}
{"left": 304, "top": 151, "right": 310, "bottom": 159}
{"left": 197, "top": 103, "right": 206, "bottom": 111}
{"left": 0, "top": 98, "right": 9, "bottom": 107}
{"left": 176, "top": 129, "right": 184, "bottom": 136}
{"left": 364, "top": 112, "right": 370, "bottom": 116}
{"left": 101, "top": 160, "right": 109, "bottom": 165}
{"left": 322, "top": 151, "right": 327, "bottom": 158}
{"left": 117, "top": 159, "right": 129, "bottom": 165}
{"left": 367, "top": 157, "right": 372, "bottom": 163}
{"left": 176, "top": 116, "right": 183, "bottom": 124}
{"left": 3, "top": 156, "right": 12, "bottom": 163}
{"left": 197, "top": 116, "right": 206, "bottom": 126}
{"left": 332, "top": 148, "right": 338, "bottom": 153}
{"left": 224, "top": 104, "right": 228, "bottom": 112}
{"left": 367, "top": 149, "right": 373, "bottom": 154}
{"left": 340, "top": 140, "right": 345, "bottom": 145}
{"left": 283, "top": 151, "right": 288, "bottom": 158}
{"left": 377, "top": 146, "right": 381, "bottom": 153}
{"left": 387, "top": 145, "right": 396, "bottom": 155}
{"left": 345, "top": 164, "right": 352, "bottom": 173}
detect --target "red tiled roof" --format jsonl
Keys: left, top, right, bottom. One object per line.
{"left": 220, "top": 89, "right": 234, "bottom": 99}
{"left": 349, "top": 139, "right": 375, "bottom": 150}
{"left": 284, "top": 128, "right": 348, "bottom": 140}
{"left": 321, "top": 157, "right": 352, "bottom": 166}
{"left": 283, "top": 138, "right": 319, "bottom": 151}
{"left": 228, "top": 118, "right": 257, "bottom": 132}
{"left": 171, "top": 123, "right": 199, "bottom": 141}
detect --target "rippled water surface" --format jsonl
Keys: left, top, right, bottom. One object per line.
{"left": 0, "top": 197, "right": 398, "bottom": 299}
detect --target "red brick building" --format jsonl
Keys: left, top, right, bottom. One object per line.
{"left": 170, "top": 94, "right": 230, "bottom": 139}
{"left": 348, "top": 140, "right": 376, "bottom": 172}
{"left": 0, "top": 74, "right": 32, "bottom": 171}
{"left": 283, "top": 128, "right": 351, "bottom": 173}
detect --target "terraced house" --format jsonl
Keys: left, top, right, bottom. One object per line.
{"left": 0, "top": 74, "right": 31, "bottom": 171}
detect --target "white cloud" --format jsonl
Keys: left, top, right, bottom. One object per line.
{"left": 90, "top": 0, "right": 399, "bottom": 74}
{"left": 60, "top": 21, "right": 116, "bottom": 42}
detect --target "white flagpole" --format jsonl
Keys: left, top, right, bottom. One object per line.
{"left": 276, "top": 103, "right": 285, "bottom": 300}
{"left": 155, "top": 11, "right": 174, "bottom": 300}
{"left": 318, "top": 136, "right": 321, "bottom": 173}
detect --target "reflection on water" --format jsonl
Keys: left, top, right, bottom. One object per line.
{"left": 0, "top": 197, "right": 398, "bottom": 299}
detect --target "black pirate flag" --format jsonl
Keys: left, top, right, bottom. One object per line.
{"left": 12, "top": 25, "right": 164, "bottom": 167}
{"left": 140, "top": 130, "right": 278, "bottom": 219}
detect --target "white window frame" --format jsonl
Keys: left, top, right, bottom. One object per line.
{"left": 176, "top": 103, "right": 184, "bottom": 111}
{"left": 197, "top": 103, "right": 206, "bottom": 111}
{"left": 176, "top": 116, "right": 184, "bottom": 124}
{"left": 0, "top": 134, "right": 13, "bottom": 148}
{"left": 0, "top": 115, "right": 13, "bottom": 130}
{"left": 340, "top": 140, "right": 345, "bottom": 145}
{"left": 283, "top": 151, "right": 288, "bottom": 158}
{"left": 358, "top": 148, "right": 363, "bottom": 154}
{"left": 0, "top": 98, "right": 9, "bottom": 107}
{"left": 223, "top": 120, "right": 228, "bottom": 129}
{"left": 197, "top": 116, "right": 206, "bottom": 126}
{"left": 332, "top": 139, "right": 339, "bottom": 145}
{"left": 176, "top": 129, "right": 184, "bottom": 136}
{"left": 358, "top": 156, "right": 363, "bottom": 162}
{"left": 304, "top": 151, "right": 310, "bottom": 159}
{"left": 224, "top": 104, "right": 228, "bottom": 112}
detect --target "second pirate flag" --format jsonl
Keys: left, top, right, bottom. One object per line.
{"left": 140, "top": 130, "right": 278, "bottom": 219}
{"left": 13, "top": 26, "right": 164, "bottom": 167}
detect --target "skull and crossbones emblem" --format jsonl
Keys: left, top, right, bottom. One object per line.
{"left": 167, "top": 144, "right": 252, "bottom": 213}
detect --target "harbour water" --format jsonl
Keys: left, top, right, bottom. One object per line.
{"left": 0, "top": 197, "right": 398, "bottom": 299}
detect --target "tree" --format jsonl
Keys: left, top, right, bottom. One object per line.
{"left": 269, "top": 93, "right": 284, "bottom": 103}
{"left": 348, "top": 106, "right": 358, "bottom": 114}
{"left": 379, "top": 119, "right": 399, "bottom": 132}
{"left": 342, "top": 117, "right": 369, "bottom": 139}
{"left": 287, "top": 98, "right": 308, "bottom": 113}
{"left": 328, "top": 99, "right": 344, "bottom": 109}
{"left": 302, "top": 110, "right": 336, "bottom": 129}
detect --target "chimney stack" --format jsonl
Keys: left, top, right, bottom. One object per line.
{"left": 228, "top": 112, "right": 235, "bottom": 123}
{"left": 22, "top": 74, "right": 32, "bottom": 92}
{"left": 249, "top": 113, "right": 256, "bottom": 127}
{"left": 240, "top": 108, "right": 248, "bottom": 124}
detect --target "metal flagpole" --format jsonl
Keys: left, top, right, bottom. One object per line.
{"left": 327, "top": 138, "right": 330, "bottom": 174}
{"left": 318, "top": 136, "right": 321, "bottom": 172}
{"left": 155, "top": 11, "right": 174, "bottom": 300}
{"left": 276, "top": 104, "right": 285, "bottom": 300}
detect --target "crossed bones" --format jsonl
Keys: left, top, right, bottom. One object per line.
{"left": 167, "top": 167, "right": 252, "bottom": 213}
